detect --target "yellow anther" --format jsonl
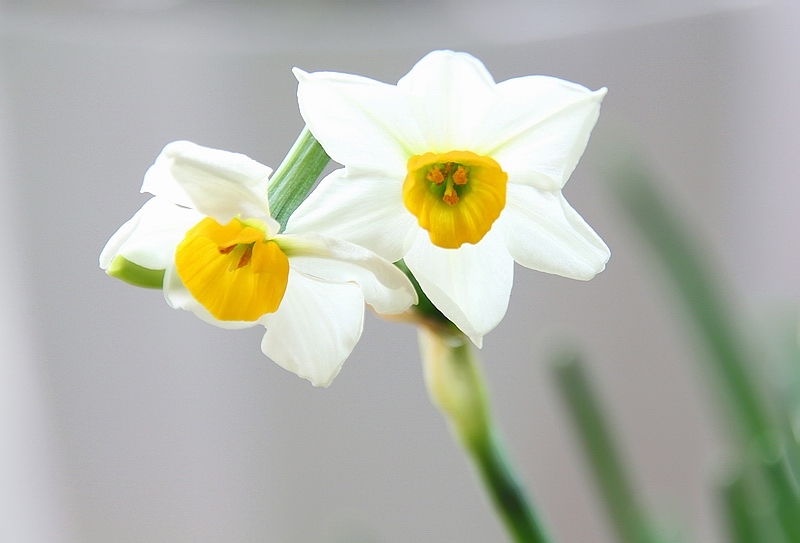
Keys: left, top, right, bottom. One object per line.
{"left": 453, "top": 165, "right": 468, "bottom": 186}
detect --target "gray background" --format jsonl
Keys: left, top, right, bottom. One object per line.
{"left": 2, "top": 1, "right": 799, "bottom": 542}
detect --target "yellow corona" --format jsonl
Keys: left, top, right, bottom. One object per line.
{"left": 175, "top": 217, "right": 289, "bottom": 321}
{"left": 403, "top": 151, "right": 507, "bottom": 249}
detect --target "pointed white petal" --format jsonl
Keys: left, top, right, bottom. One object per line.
{"left": 260, "top": 270, "right": 365, "bottom": 387}
{"left": 499, "top": 185, "right": 610, "bottom": 280}
{"left": 99, "top": 197, "right": 202, "bottom": 271}
{"left": 162, "top": 263, "right": 257, "bottom": 330}
{"left": 397, "top": 50, "right": 498, "bottom": 151}
{"left": 276, "top": 233, "right": 417, "bottom": 315}
{"left": 142, "top": 141, "right": 276, "bottom": 228}
{"left": 404, "top": 227, "right": 513, "bottom": 346}
{"left": 285, "top": 168, "right": 418, "bottom": 263}
{"left": 294, "top": 68, "right": 425, "bottom": 171}
{"left": 476, "top": 78, "right": 606, "bottom": 191}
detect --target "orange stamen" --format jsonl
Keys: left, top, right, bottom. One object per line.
{"left": 427, "top": 166, "right": 444, "bottom": 184}
{"left": 237, "top": 245, "right": 253, "bottom": 268}
{"left": 442, "top": 180, "right": 459, "bottom": 206}
{"left": 453, "top": 166, "right": 468, "bottom": 186}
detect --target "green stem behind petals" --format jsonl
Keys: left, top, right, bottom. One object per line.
{"left": 267, "top": 126, "right": 330, "bottom": 229}
{"left": 553, "top": 351, "right": 660, "bottom": 543}
{"left": 418, "top": 326, "right": 552, "bottom": 543}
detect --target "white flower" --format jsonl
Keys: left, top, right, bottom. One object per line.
{"left": 288, "top": 50, "right": 610, "bottom": 346}
{"left": 100, "top": 141, "right": 417, "bottom": 387}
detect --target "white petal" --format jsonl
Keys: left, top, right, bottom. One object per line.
{"left": 476, "top": 77, "right": 606, "bottom": 191}
{"left": 285, "top": 168, "right": 418, "bottom": 263}
{"left": 404, "top": 227, "right": 514, "bottom": 347}
{"left": 142, "top": 141, "right": 277, "bottom": 230}
{"left": 139, "top": 144, "right": 193, "bottom": 208}
{"left": 276, "top": 233, "right": 417, "bottom": 315}
{"left": 162, "top": 263, "right": 257, "bottom": 330}
{"left": 499, "top": 184, "right": 610, "bottom": 280}
{"left": 259, "top": 270, "right": 365, "bottom": 387}
{"left": 397, "top": 50, "right": 499, "bottom": 151}
{"left": 294, "top": 68, "right": 425, "bottom": 172}
{"left": 99, "top": 197, "right": 202, "bottom": 271}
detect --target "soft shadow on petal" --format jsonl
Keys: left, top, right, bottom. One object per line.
{"left": 397, "top": 50, "right": 498, "bottom": 152}
{"left": 404, "top": 227, "right": 514, "bottom": 347}
{"left": 478, "top": 79, "right": 606, "bottom": 191}
{"left": 294, "top": 68, "right": 425, "bottom": 171}
{"left": 277, "top": 233, "right": 417, "bottom": 315}
{"left": 500, "top": 185, "right": 610, "bottom": 280}
{"left": 286, "top": 168, "right": 418, "bottom": 263}
{"left": 260, "top": 270, "right": 365, "bottom": 387}
{"left": 99, "top": 197, "right": 202, "bottom": 271}
{"left": 142, "top": 141, "right": 275, "bottom": 228}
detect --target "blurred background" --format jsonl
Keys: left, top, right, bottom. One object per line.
{"left": 1, "top": 0, "right": 798, "bottom": 542}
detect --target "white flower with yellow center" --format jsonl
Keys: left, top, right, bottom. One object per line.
{"left": 288, "top": 50, "right": 611, "bottom": 346}
{"left": 99, "top": 141, "right": 417, "bottom": 387}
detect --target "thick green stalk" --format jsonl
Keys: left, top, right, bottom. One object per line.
{"left": 267, "top": 126, "right": 330, "bottom": 229}
{"left": 418, "top": 326, "right": 552, "bottom": 543}
{"left": 472, "top": 430, "right": 551, "bottom": 543}
{"left": 553, "top": 351, "right": 656, "bottom": 543}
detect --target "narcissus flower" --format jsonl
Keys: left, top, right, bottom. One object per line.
{"left": 289, "top": 50, "right": 610, "bottom": 345}
{"left": 100, "top": 141, "right": 416, "bottom": 387}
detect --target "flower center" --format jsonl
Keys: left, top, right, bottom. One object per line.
{"left": 403, "top": 151, "right": 507, "bottom": 248}
{"left": 175, "top": 217, "right": 289, "bottom": 321}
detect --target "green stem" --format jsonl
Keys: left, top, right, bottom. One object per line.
{"left": 418, "top": 326, "right": 552, "bottom": 543}
{"left": 553, "top": 351, "right": 654, "bottom": 543}
{"left": 267, "top": 126, "right": 330, "bottom": 229}
{"left": 473, "top": 430, "right": 551, "bottom": 543}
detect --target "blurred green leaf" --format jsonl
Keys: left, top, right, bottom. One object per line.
{"left": 552, "top": 350, "right": 668, "bottom": 543}
{"left": 606, "top": 152, "right": 800, "bottom": 541}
